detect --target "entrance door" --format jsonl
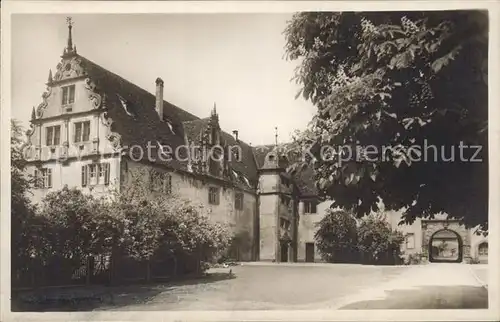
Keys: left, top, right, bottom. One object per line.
{"left": 280, "top": 242, "right": 288, "bottom": 262}
{"left": 305, "top": 243, "right": 315, "bottom": 262}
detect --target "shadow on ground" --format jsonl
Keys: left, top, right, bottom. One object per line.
{"left": 339, "top": 285, "right": 488, "bottom": 309}
{"left": 12, "top": 272, "right": 235, "bottom": 312}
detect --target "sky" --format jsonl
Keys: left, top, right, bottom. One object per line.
{"left": 11, "top": 13, "right": 316, "bottom": 146}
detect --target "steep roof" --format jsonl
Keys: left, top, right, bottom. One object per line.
{"left": 74, "top": 54, "right": 316, "bottom": 196}
{"left": 78, "top": 55, "right": 193, "bottom": 171}
{"left": 182, "top": 118, "right": 259, "bottom": 188}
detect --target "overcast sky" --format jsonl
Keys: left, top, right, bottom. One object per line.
{"left": 11, "top": 13, "right": 316, "bottom": 146}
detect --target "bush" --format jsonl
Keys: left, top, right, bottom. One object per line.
{"left": 104, "top": 167, "right": 232, "bottom": 274}
{"left": 404, "top": 252, "right": 424, "bottom": 265}
{"left": 16, "top": 167, "right": 232, "bottom": 287}
{"left": 314, "top": 209, "right": 358, "bottom": 263}
{"left": 357, "top": 214, "right": 404, "bottom": 265}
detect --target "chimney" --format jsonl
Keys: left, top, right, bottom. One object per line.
{"left": 155, "top": 77, "right": 164, "bottom": 119}
{"left": 232, "top": 130, "right": 239, "bottom": 142}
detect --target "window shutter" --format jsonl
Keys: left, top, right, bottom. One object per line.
{"left": 47, "top": 169, "right": 52, "bottom": 188}
{"left": 81, "top": 165, "right": 87, "bottom": 187}
{"left": 104, "top": 163, "right": 110, "bottom": 185}
{"left": 83, "top": 122, "right": 90, "bottom": 142}
{"left": 74, "top": 123, "right": 80, "bottom": 143}
{"left": 34, "top": 169, "right": 39, "bottom": 188}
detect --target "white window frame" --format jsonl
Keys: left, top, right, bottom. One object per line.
{"left": 45, "top": 125, "right": 61, "bottom": 146}
{"left": 74, "top": 121, "right": 91, "bottom": 143}
{"left": 81, "top": 163, "right": 110, "bottom": 187}
{"left": 35, "top": 168, "right": 52, "bottom": 189}
{"left": 304, "top": 200, "right": 318, "bottom": 214}
{"left": 61, "top": 84, "right": 76, "bottom": 106}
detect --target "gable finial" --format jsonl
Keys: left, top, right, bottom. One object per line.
{"left": 212, "top": 102, "right": 217, "bottom": 115}
{"left": 31, "top": 106, "right": 36, "bottom": 120}
{"left": 48, "top": 69, "right": 53, "bottom": 83}
{"left": 275, "top": 126, "right": 278, "bottom": 147}
{"left": 66, "top": 17, "right": 73, "bottom": 50}
{"left": 63, "top": 17, "right": 77, "bottom": 57}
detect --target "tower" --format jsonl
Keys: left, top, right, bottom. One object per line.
{"left": 257, "top": 144, "right": 295, "bottom": 262}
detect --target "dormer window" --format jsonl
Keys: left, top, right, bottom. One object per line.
{"left": 74, "top": 121, "right": 90, "bottom": 143}
{"left": 61, "top": 85, "right": 75, "bottom": 105}
{"left": 46, "top": 125, "right": 61, "bottom": 146}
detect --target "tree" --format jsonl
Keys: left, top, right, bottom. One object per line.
{"left": 11, "top": 120, "right": 46, "bottom": 274}
{"left": 284, "top": 11, "right": 488, "bottom": 229}
{"left": 357, "top": 214, "right": 404, "bottom": 264}
{"left": 314, "top": 209, "right": 358, "bottom": 262}
{"left": 110, "top": 167, "right": 232, "bottom": 271}
{"left": 39, "top": 187, "right": 119, "bottom": 261}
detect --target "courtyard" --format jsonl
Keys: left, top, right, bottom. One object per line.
{"left": 14, "top": 262, "right": 488, "bottom": 312}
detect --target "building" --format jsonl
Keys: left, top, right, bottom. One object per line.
{"left": 22, "top": 21, "right": 487, "bottom": 264}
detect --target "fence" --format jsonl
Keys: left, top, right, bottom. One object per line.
{"left": 12, "top": 253, "right": 184, "bottom": 291}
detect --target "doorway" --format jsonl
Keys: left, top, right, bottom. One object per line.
{"left": 280, "top": 242, "right": 288, "bottom": 262}
{"left": 305, "top": 243, "right": 315, "bottom": 262}
{"left": 429, "top": 229, "right": 463, "bottom": 263}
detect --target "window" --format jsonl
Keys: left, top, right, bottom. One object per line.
{"left": 149, "top": 170, "right": 172, "bottom": 193}
{"left": 304, "top": 200, "right": 317, "bottom": 214}
{"left": 478, "top": 242, "right": 488, "bottom": 255}
{"left": 74, "top": 121, "right": 91, "bottom": 143}
{"left": 45, "top": 126, "right": 61, "bottom": 146}
{"left": 235, "top": 192, "right": 244, "bottom": 210}
{"left": 406, "top": 233, "right": 415, "bottom": 249}
{"left": 209, "top": 158, "right": 219, "bottom": 176}
{"left": 81, "top": 163, "right": 110, "bottom": 187}
{"left": 34, "top": 168, "right": 52, "bottom": 188}
{"left": 281, "top": 195, "right": 290, "bottom": 207}
{"left": 89, "top": 164, "right": 98, "bottom": 185}
{"left": 280, "top": 218, "right": 290, "bottom": 230}
{"left": 208, "top": 187, "right": 220, "bottom": 205}
{"left": 61, "top": 85, "right": 75, "bottom": 105}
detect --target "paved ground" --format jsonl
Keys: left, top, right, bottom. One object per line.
{"left": 14, "top": 263, "right": 488, "bottom": 311}
{"left": 338, "top": 263, "right": 488, "bottom": 309}
{"left": 99, "top": 263, "right": 408, "bottom": 311}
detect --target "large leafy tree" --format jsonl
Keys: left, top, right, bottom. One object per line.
{"left": 285, "top": 11, "right": 488, "bottom": 229}
{"left": 11, "top": 120, "right": 47, "bottom": 269}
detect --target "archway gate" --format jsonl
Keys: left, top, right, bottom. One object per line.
{"left": 421, "top": 219, "right": 471, "bottom": 263}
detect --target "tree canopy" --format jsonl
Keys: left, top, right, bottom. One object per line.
{"left": 284, "top": 11, "right": 488, "bottom": 229}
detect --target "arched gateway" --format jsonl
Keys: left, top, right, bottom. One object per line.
{"left": 421, "top": 219, "right": 471, "bottom": 263}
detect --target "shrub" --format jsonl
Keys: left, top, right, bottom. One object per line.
{"left": 404, "top": 252, "right": 424, "bottom": 265}
{"left": 314, "top": 209, "right": 358, "bottom": 263}
{"left": 357, "top": 214, "right": 405, "bottom": 265}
